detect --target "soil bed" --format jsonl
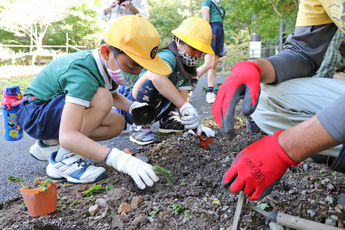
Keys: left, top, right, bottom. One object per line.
{"left": 1, "top": 109, "right": 345, "bottom": 229}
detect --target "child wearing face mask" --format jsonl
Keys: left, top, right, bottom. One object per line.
{"left": 115, "top": 17, "right": 216, "bottom": 145}
{"left": 15, "top": 15, "right": 170, "bottom": 189}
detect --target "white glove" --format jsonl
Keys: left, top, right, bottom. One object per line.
{"left": 105, "top": 148, "right": 158, "bottom": 189}
{"left": 188, "top": 125, "right": 215, "bottom": 137}
{"left": 179, "top": 102, "right": 201, "bottom": 130}
{"left": 129, "top": 101, "right": 148, "bottom": 115}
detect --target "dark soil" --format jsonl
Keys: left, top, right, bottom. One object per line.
{"left": 1, "top": 108, "right": 345, "bottom": 229}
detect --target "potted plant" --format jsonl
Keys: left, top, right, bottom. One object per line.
{"left": 8, "top": 175, "right": 57, "bottom": 217}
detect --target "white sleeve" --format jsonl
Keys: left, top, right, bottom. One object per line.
{"left": 135, "top": 0, "right": 149, "bottom": 19}
{"left": 99, "top": 0, "right": 111, "bottom": 20}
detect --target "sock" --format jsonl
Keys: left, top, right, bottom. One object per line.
{"left": 207, "top": 87, "right": 214, "bottom": 93}
{"left": 55, "top": 147, "right": 72, "bottom": 161}
{"left": 42, "top": 139, "right": 59, "bottom": 146}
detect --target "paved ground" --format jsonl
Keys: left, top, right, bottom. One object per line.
{"left": 0, "top": 75, "right": 226, "bottom": 203}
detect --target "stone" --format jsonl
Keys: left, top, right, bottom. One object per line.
{"left": 89, "top": 204, "right": 99, "bottom": 216}
{"left": 111, "top": 215, "right": 124, "bottom": 229}
{"left": 118, "top": 202, "right": 131, "bottom": 214}
{"left": 120, "top": 211, "right": 129, "bottom": 222}
{"left": 130, "top": 214, "right": 148, "bottom": 228}
{"left": 338, "top": 194, "right": 345, "bottom": 205}
{"left": 95, "top": 198, "right": 107, "bottom": 208}
{"left": 269, "top": 222, "right": 284, "bottom": 230}
{"left": 131, "top": 196, "right": 143, "bottom": 209}
{"left": 307, "top": 209, "right": 316, "bottom": 218}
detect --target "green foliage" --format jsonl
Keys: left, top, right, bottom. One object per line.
{"left": 49, "top": 1, "right": 105, "bottom": 50}
{"left": 70, "top": 200, "right": 82, "bottom": 208}
{"left": 41, "top": 179, "right": 53, "bottom": 192}
{"left": 184, "top": 210, "right": 192, "bottom": 219}
{"left": 149, "top": 208, "right": 161, "bottom": 216}
{"left": 7, "top": 175, "right": 25, "bottom": 186}
{"left": 257, "top": 203, "right": 272, "bottom": 211}
{"left": 153, "top": 165, "right": 173, "bottom": 185}
{"left": 171, "top": 204, "right": 182, "bottom": 214}
{"left": 148, "top": 0, "right": 187, "bottom": 47}
{"left": 106, "top": 184, "right": 115, "bottom": 192}
{"left": 222, "top": 0, "right": 298, "bottom": 42}
{"left": 0, "top": 0, "right": 299, "bottom": 64}
{"left": 81, "top": 184, "right": 103, "bottom": 197}
{"left": 236, "top": 117, "right": 244, "bottom": 126}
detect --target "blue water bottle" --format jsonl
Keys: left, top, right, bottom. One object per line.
{"left": 1, "top": 86, "right": 23, "bottom": 141}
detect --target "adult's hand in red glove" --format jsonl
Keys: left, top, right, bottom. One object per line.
{"left": 212, "top": 61, "right": 261, "bottom": 139}
{"left": 222, "top": 130, "right": 299, "bottom": 200}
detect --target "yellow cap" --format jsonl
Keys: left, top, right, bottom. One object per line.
{"left": 104, "top": 14, "right": 170, "bottom": 75}
{"left": 172, "top": 17, "right": 214, "bottom": 55}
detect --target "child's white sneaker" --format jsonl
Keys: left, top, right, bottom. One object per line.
{"left": 29, "top": 140, "right": 60, "bottom": 161}
{"left": 46, "top": 151, "right": 106, "bottom": 184}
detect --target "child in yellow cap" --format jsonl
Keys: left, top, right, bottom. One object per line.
{"left": 115, "top": 17, "right": 216, "bottom": 145}
{"left": 16, "top": 15, "right": 169, "bottom": 189}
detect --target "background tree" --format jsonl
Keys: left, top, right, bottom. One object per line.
{"left": 0, "top": 0, "right": 73, "bottom": 52}
{"left": 46, "top": 0, "right": 105, "bottom": 51}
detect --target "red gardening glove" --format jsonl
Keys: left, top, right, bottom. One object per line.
{"left": 212, "top": 61, "right": 261, "bottom": 139}
{"left": 222, "top": 130, "right": 299, "bottom": 200}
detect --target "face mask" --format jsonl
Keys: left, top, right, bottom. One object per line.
{"left": 106, "top": 52, "right": 140, "bottom": 87}
{"left": 213, "top": 0, "right": 221, "bottom": 3}
{"left": 177, "top": 40, "right": 200, "bottom": 67}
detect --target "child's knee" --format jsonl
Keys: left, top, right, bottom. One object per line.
{"left": 91, "top": 88, "right": 113, "bottom": 109}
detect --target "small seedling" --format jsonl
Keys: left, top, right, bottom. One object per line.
{"left": 70, "top": 200, "right": 82, "bottom": 208}
{"left": 257, "top": 203, "right": 272, "bottom": 211}
{"left": 180, "top": 179, "right": 186, "bottom": 185}
{"left": 184, "top": 210, "right": 192, "bottom": 219}
{"left": 236, "top": 117, "right": 244, "bottom": 126}
{"left": 8, "top": 176, "right": 53, "bottom": 192}
{"left": 149, "top": 208, "right": 160, "bottom": 216}
{"left": 41, "top": 179, "right": 53, "bottom": 192}
{"left": 171, "top": 204, "right": 182, "bottom": 215}
{"left": 211, "top": 198, "right": 221, "bottom": 206}
{"left": 80, "top": 184, "right": 103, "bottom": 197}
{"left": 153, "top": 165, "right": 173, "bottom": 185}
{"left": 319, "top": 169, "right": 325, "bottom": 174}
{"left": 106, "top": 184, "right": 114, "bottom": 192}
{"left": 19, "top": 203, "right": 26, "bottom": 208}
{"left": 7, "top": 175, "right": 25, "bottom": 186}
{"left": 60, "top": 196, "right": 68, "bottom": 201}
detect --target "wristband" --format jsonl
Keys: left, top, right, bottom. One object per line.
{"left": 104, "top": 148, "right": 112, "bottom": 163}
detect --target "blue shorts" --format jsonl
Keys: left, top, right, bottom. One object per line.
{"left": 210, "top": 22, "right": 224, "bottom": 56}
{"left": 17, "top": 95, "right": 65, "bottom": 140}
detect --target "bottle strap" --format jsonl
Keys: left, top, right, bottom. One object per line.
{"left": 4, "top": 96, "right": 37, "bottom": 110}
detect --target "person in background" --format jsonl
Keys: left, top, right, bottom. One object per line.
{"left": 213, "top": 0, "right": 345, "bottom": 200}
{"left": 200, "top": 0, "right": 226, "bottom": 104}
{"left": 17, "top": 15, "right": 170, "bottom": 189}
{"left": 99, "top": 0, "right": 149, "bottom": 28}
{"left": 115, "top": 17, "right": 216, "bottom": 145}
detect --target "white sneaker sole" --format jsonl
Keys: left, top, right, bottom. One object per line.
{"left": 129, "top": 136, "right": 158, "bottom": 145}
{"left": 158, "top": 128, "right": 184, "bottom": 134}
